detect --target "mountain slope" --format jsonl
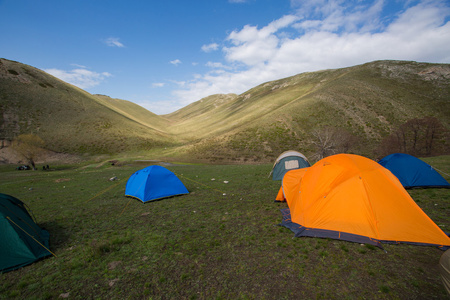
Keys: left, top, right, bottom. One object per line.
{"left": 94, "top": 94, "right": 170, "bottom": 134}
{"left": 167, "top": 60, "right": 450, "bottom": 162}
{"left": 0, "top": 58, "right": 174, "bottom": 154}
{"left": 1, "top": 58, "right": 448, "bottom": 162}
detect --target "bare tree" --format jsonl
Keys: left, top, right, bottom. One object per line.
{"left": 401, "top": 118, "right": 422, "bottom": 155}
{"left": 421, "top": 116, "right": 447, "bottom": 156}
{"left": 311, "top": 127, "right": 336, "bottom": 161}
{"left": 378, "top": 116, "right": 448, "bottom": 157}
{"left": 11, "top": 134, "right": 45, "bottom": 170}
{"left": 311, "top": 127, "right": 359, "bottom": 161}
{"left": 378, "top": 133, "right": 401, "bottom": 158}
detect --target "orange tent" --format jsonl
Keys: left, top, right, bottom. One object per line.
{"left": 280, "top": 154, "right": 450, "bottom": 248}
{"left": 275, "top": 187, "right": 285, "bottom": 202}
{"left": 275, "top": 168, "right": 308, "bottom": 202}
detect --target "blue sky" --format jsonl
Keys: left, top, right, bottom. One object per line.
{"left": 1, "top": 0, "right": 449, "bottom": 114}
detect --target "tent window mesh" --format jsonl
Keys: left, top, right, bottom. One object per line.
{"left": 285, "top": 160, "right": 299, "bottom": 170}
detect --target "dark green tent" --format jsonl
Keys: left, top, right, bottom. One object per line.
{"left": 0, "top": 193, "right": 51, "bottom": 273}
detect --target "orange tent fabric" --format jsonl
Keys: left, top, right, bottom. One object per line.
{"left": 275, "top": 168, "right": 308, "bottom": 202}
{"left": 275, "top": 187, "right": 285, "bottom": 202}
{"left": 281, "top": 154, "right": 450, "bottom": 248}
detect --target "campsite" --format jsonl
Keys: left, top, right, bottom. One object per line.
{"left": 1, "top": 58, "right": 449, "bottom": 299}
{"left": 0, "top": 156, "right": 449, "bottom": 299}
{"left": 2, "top": 0, "right": 450, "bottom": 297}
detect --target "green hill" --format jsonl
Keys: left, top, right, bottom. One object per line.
{"left": 167, "top": 60, "right": 450, "bottom": 162}
{"left": 1, "top": 58, "right": 448, "bottom": 163}
{"left": 0, "top": 58, "right": 174, "bottom": 155}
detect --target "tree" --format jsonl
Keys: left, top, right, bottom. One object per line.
{"left": 311, "top": 127, "right": 336, "bottom": 161}
{"left": 377, "top": 117, "right": 448, "bottom": 157}
{"left": 400, "top": 118, "right": 422, "bottom": 155}
{"left": 11, "top": 134, "right": 45, "bottom": 170}
{"left": 311, "top": 127, "right": 359, "bottom": 161}
{"left": 421, "top": 116, "right": 447, "bottom": 156}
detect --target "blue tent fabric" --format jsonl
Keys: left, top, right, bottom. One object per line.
{"left": 378, "top": 153, "right": 450, "bottom": 188}
{"left": 279, "top": 208, "right": 382, "bottom": 248}
{"left": 125, "top": 165, "right": 189, "bottom": 202}
{"left": 280, "top": 208, "right": 449, "bottom": 250}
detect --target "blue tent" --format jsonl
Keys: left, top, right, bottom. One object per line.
{"left": 378, "top": 153, "right": 450, "bottom": 188}
{"left": 125, "top": 165, "right": 189, "bottom": 202}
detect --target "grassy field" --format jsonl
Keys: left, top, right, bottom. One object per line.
{"left": 0, "top": 156, "right": 449, "bottom": 299}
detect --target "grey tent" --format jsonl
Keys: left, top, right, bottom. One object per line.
{"left": 269, "top": 150, "right": 310, "bottom": 180}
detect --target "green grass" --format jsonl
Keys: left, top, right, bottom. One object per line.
{"left": 0, "top": 156, "right": 449, "bottom": 299}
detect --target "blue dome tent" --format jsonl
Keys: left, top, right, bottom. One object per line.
{"left": 378, "top": 153, "right": 449, "bottom": 189}
{"left": 125, "top": 165, "right": 189, "bottom": 202}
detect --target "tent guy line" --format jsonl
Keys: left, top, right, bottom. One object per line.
{"left": 118, "top": 198, "right": 133, "bottom": 218}
{"left": 175, "top": 173, "right": 226, "bottom": 195}
{"left": 1, "top": 193, "right": 53, "bottom": 273}
{"left": 6, "top": 216, "right": 57, "bottom": 258}
{"left": 433, "top": 166, "right": 450, "bottom": 177}
{"left": 86, "top": 179, "right": 125, "bottom": 203}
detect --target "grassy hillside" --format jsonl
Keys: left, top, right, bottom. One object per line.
{"left": 0, "top": 156, "right": 448, "bottom": 298}
{"left": 1, "top": 58, "right": 448, "bottom": 163}
{"left": 0, "top": 58, "right": 174, "bottom": 155}
{"left": 165, "top": 94, "right": 238, "bottom": 140}
{"left": 168, "top": 61, "right": 450, "bottom": 163}
{"left": 94, "top": 95, "right": 170, "bottom": 135}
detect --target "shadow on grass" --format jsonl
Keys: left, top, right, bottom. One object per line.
{"left": 39, "top": 221, "right": 71, "bottom": 252}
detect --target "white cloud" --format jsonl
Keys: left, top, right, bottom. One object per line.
{"left": 224, "top": 15, "right": 300, "bottom": 66}
{"left": 201, "top": 43, "right": 219, "bottom": 52}
{"left": 104, "top": 37, "right": 125, "bottom": 48}
{"left": 170, "top": 59, "right": 182, "bottom": 66}
{"left": 171, "top": 80, "right": 186, "bottom": 87}
{"left": 44, "top": 67, "right": 112, "bottom": 89}
{"left": 70, "top": 63, "right": 87, "bottom": 69}
{"left": 206, "top": 61, "right": 230, "bottom": 69}
{"left": 169, "top": 0, "right": 450, "bottom": 111}
{"left": 152, "top": 82, "right": 165, "bottom": 88}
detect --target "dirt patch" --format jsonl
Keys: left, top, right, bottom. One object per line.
{"left": 0, "top": 147, "right": 21, "bottom": 164}
{"left": 0, "top": 146, "right": 82, "bottom": 165}
{"left": 418, "top": 66, "right": 450, "bottom": 80}
{"left": 108, "top": 261, "right": 122, "bottom": 270}
{"left": 55, "top": 178, "right": 71, "bottom": 183}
